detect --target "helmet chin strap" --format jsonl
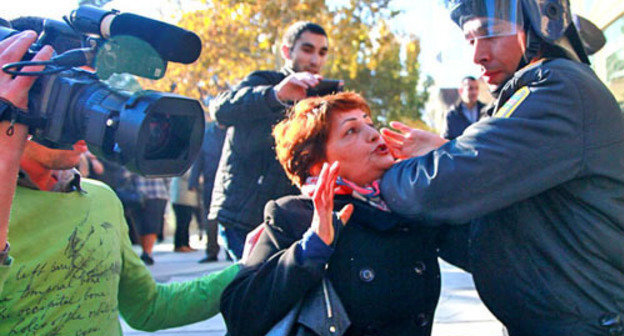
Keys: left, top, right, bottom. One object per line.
{"left": 518, "top": 26, "right": 542, "bottom": 71}
{"left": 519, "top": 24, "right": 588, "bottom": 70}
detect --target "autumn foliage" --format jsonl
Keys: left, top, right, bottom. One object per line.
{"left": 138, "top": 0, "right": 431, "bottom": 124}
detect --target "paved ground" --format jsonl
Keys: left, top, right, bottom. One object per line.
{"left": 121, "top": 235, "right": 504, "bottom": 336}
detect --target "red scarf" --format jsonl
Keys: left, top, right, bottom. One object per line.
{"left": 301, "top": 176, "right": 390, "bottom": 212}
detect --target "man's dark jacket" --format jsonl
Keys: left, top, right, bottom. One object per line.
{"left": 221, "top": 195, "right": 442, "bottom": 336}
{"left": 443, "top": 101, "right": 487, "bottom": 140}
{"left": 189, "top": 121, "right": 227, "bottom": 208}
{"left": 209, "top": 68, "right": 299, "bottom": 230}
{"left": 381, "top": 58, "right": 624, "bottom": 336}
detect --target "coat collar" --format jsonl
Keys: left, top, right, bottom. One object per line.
{"left": 280, "top": 66, "right": 295, "bottom": 76}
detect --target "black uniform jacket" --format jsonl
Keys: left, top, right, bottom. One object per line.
{"left": 209, "top": 68, "right": 299, "bottom": 230}
{"left": 221, "top": 195, "right": 444, "bottom": 336}
{"left": 381, "top": 58, "right": 624, "bottom": 335}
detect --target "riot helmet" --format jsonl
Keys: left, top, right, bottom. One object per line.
{"left": 448, "top": 0, "right": 590, "bottom": 64}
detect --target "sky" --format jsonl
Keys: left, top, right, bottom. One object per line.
{"left": 3, "top": 0, "right": 478, "bottom": 88}
{"left": 390, "top": 0, "right": 480, "bottom": 86}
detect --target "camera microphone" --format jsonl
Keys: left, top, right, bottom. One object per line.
{"left": 106, "top": 13, "right": 201, "bottom": 64}
{"left": 70, "top": 5, "right": 201, "bottom": 64}
{"left": 2, "top": 9, "right": 205, "bottom": 177}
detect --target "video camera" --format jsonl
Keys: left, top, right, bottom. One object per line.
{"left": 0, "top": 6, "right": 205, "bottom": 177}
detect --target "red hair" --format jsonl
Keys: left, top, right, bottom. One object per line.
{"left": 273, "top": 92, "right": 371, "bottom": 187}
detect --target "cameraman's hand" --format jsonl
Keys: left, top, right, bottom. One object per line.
{"left": 0, "top": 31, "right": 53, "bottom": 252}
{"left": 381, "top": 121, "right": 449, "bottom": 159}
{"left": 0, "top": 31, "right": 53, "bottom": 109}
{"left": 274, "top": 72, "right": 323, "bottom": 102}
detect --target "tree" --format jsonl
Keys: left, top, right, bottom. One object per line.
{"left": 330, "top": 21, "right": 428, "bottom": 123}
{"left": 138, "top": 0, "right": 430, "bottom": 124}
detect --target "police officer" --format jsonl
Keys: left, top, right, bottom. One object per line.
{"left": 379, "top": 1, "right": 624, "bottom": 335}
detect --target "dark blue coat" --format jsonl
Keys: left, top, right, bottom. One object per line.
{"left": 221, "top": 195, "right": 443, "bottom": 336}
{"left": 381, "top": 58, "right": 624, "bottom": 336}
{"left": 189, "top": 121, "right": 227, "bottom": 208}
{"left": 442, "top": 101, "right": 487, "bottom": 140}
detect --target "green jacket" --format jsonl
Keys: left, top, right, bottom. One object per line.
{"left": 0, "top": 178, "right": 238, "bottom": 335}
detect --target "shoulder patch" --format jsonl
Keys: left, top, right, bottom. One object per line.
{"left": 494, "top": 86, "right": 531, "bottom": 118}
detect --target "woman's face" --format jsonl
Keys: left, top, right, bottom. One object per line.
{"left": 323, "top": 109, "right": 395, "bottom": 186}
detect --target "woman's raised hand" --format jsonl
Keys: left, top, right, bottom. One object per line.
{"left": 380, "top": 121, "right": 449, "bottom": 159}
{"left": 311, "top": 162, "right": 354, "bottom": 246}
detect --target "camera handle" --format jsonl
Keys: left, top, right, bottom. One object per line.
{"left": 2, "top": 47, "right": 95, "bottom": 76}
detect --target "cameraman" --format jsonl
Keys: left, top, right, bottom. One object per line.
{"left": 0, "top": 30, "right": 238, "bottom": 335}
{"left": 210, "top": 21, "right": 332, "bottom": 260}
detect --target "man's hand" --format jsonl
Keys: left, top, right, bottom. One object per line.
{"left": 0, "top": 31, "right": 54, "bottom": 252}
{"left": 274, "top": 72, "right": 323, "bottom": 102}
{"left": 0, "top": 31, "right": 53, "bottom": 109}
{"left": 311, "top": 161, "right": 353, "bottom": 246}
{"left": 380, "top": 121, "right": 449, "bottom": 159}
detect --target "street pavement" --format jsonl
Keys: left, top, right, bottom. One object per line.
{"left": 121, "top": 235, "right": 504, "bottom": 336}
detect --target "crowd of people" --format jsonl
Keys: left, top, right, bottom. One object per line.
{"left": 73, "top": 122, "right": 226, "bottom": 266}
{"left": 1, "top": 0, "right": 623, "bottom": 336}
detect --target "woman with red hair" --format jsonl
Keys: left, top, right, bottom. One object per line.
{"left": 221, "top": 92, "right": 461, "bottom": 336}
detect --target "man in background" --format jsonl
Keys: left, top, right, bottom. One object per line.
{"left": 443, "top": 75, "right": 486, "bottom": 140}
{"left": 209, "top": 21, "right": 331, "bottom": 260}
{"left": 189, "top": 120, "right": 227, "bottom": 263}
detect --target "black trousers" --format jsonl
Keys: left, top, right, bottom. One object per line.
{"left": 122, "top": 201, "right": 142, "bottom": 245}
{"left": 137, "top": 198, "right": 168, "bottom": 235}
{"left": 172, "top": 204, "right": 200, "bottom": 249}
{"left": 204, "top": 218, "right": 220, "bottom": 257}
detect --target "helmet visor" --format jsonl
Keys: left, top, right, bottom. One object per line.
{"left": 448, "top": 0, "right": 524, "bottom": 40}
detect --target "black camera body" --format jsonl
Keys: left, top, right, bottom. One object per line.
{"left": 27, "top": 68, "right": 203, "bottom": 176}
{"left": 1, "top": 6, "right": 205, "bottom": 177}
{"left": 306, "top": 79, "right": 344, "bottom": 97}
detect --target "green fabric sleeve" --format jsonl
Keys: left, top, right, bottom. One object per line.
{"left": 116, "top": 210, "right": 239, "bottom": 331}
{"left": 0, "top": 256, "right": 12, "bottom": 294}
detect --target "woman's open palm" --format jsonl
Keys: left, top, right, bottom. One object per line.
{"left": 311, "top": 162, "right": 353, "bottom": 245}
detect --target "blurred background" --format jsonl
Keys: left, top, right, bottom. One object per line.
{"left": 5, "top": 0, "right": 623, "bottom": 134}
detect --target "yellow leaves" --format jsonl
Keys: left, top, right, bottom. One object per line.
{"left": 348, "top": 61, "right": 359, "bottom": 80}
{"left": 406, "top": 40, "right": 418, "bottom": 54}
{"left": 136, "top": 0, "right": 428, "bottom": 123}
{"left": 257, "top": 34, "right": 271, "bottom": 50}
{"left": 367, "top": 58, "right": 378, "bottom": 72}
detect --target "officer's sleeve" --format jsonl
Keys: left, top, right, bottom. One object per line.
{"left": 381, "top": 68, "right": 584, "bottom": 224}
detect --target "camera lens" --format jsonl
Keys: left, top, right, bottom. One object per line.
{"left": 144, "top": 113, "right": 172, "bottom": 158}
{"left": 141, "top": 111, "right": 195, "bottom": 162}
